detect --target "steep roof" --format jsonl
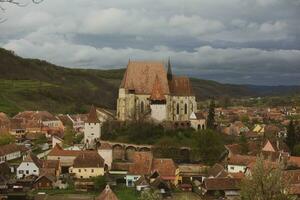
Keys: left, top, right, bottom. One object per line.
{"left": 120, "top": 61, "right": 170, "bottom": 95}
{"left": 86, "top": 105, "right": 100, "bottom": 123}
{"left": 168, "top": 76, "right": 194, "bottom": 96}
{"left": 150, "top": 75, "right": 166, "bottom": 101}
{"left": 96, "top": 185, "right": 119, "bottom": 200}
{"left": 73, "top": 151, "right": 104, "bottom": 168}
{"left": 24, "top": 153, "right": 43, "bottom": 168}
{"left": 207, "top": 163, "right": 228, "bottom": 178}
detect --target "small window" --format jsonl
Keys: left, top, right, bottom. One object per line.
{"left": 91, "top": 169, "right": 94, "bottom": 173}
{"left": 230, "top": 167, "right": 234, "bottom": 170}
{"left": 79, "top": 169, "right": 81, "bottom": 173}
{"left": 184, "top": 103, "right": 188, "bottom": 114}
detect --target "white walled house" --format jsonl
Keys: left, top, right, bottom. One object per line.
{"left": 17, "top": 153, "right": 42, "bottom": 179}
{"left": 84, "top": 106, "right": 101, "bottom": 148}
{"left": 0, "top": 143, "right": 28, "bottom": 163}
{"left": 226, "top": 155, "right": 256, "bottom": 173}
{"left": 190, "top": 112, "right": 206, "bottom": 131}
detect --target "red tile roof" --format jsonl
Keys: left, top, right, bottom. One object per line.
{"left": 151, "top": 158, "right": 177, "bottom": 179}
{"left": 150, "top": 75, "right": 166, "bottom": 101}
{"left": 48, "top": 144, "right": 82, "bottom": 157}
{"left": 96, "top": 185, "right": 119, "bottom": 200}
{"left": 128, "top": 152, "right": 153, "bottom": 175}
{"left": 73, "top": 151, "right": 104, "bottom": 168}
{"left": 0, "top": 143, "right": 28, "bottom": 156}
{"left": 168, "top": 76, "right": 194, "bottom": 96}
{"left": 227, "top": 154, "right": 256, "bottom": 166}
{"left": 120, "top": 61, "right": 170, "bottom": 95}
{"left": 204, "top": 178, "right": 241, "bottom": 191}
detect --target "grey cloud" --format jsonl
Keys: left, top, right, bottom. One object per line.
{"left": 0, "top": 0, "right": 300, "bottom": 85}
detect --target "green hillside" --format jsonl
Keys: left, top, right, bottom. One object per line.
{"left": 0, "top": 47, "right": 299, "bottom": 116}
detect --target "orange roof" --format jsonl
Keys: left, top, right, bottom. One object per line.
{"left": 227, "top": 154, "right": 256, "bottom": 166}
{"left": 96, "top": 185, "right": 119, "bottom": 200}
{"left": 86, "top": 105, "right": 100, "bottom": 123}
{"left": 129, "top": 152, "right": 153, "bottom": 175}
{"left": 151, "top": 158, "right": 177, "bottom": 178}
{"left": 150, "top": 75, "right": 166, "bottom": 101}
{"left": 120, "top": 61, "right": 170, "bottom": 95}
{"left": 168, "top": 76, "right": 194, "bottom": 96}
{"left": 48, "top": 144, "right": 82, "bottom": 157}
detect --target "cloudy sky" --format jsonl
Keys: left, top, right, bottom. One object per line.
{"left": 0, "top": 0, "right": 300, "bottom": 85}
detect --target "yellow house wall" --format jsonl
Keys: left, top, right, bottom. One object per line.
{"left": 69, "top": 167, "right": 104, "bottom": 179}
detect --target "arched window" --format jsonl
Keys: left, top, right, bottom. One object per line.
{"left": 141, "top": 101, "right": 144, "bottom": 113}
{"left": 184, "top": 103, "right": 188, "bottom": 114}
{"left": 176, "top": 103, "right": 180, "bottom": 115}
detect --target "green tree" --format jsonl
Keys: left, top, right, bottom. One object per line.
{"left": 240, "top": 156, "right": 294, "bottom": 200}
{"left": 293, "top": 144, "right": 300, "bottom": 156}
{"left": 0, "top": 133, "right": 15, "bottom": 146}
{"left": 34, "top": 134, "right": 47, "bottom": 145}
{"left": 286, "top": 120, "right": 297, "bottom": 153}
{"left": 63, "top": 126, "right": 75, "bottom": 146}
{"left": 197, "top": 129, "right": 224, "bottom": 165}
{"left": 92, "top": 175, "right": 106, "bottom": 191}
{"left": 207, "top": 99, "right": 216, "bottom": 130}
{"left": 74, "top": 133, "right": 84, "bottom": 144}
{"left": 139, "top": 189, "right": 162, "bottom": 200}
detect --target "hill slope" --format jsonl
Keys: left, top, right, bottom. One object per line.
{"left": 1, "top": 48, "right": 300, "bottom": 116}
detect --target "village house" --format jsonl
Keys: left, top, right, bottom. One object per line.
{"left": 226, "top": 154, "right": 256, "bottom": 173}
{"left": 47, "top": 144, "right": 82, "bottom": 171}
{"left": 117, "top": 60, "right": 197, "bottom": 122}
{"left": 69, "top": 151, "right": 105, "bottom": 179}
{"left": 13, "top": 111, "right": 64, "bottom": 133}
{"left": 97, "top": 142, "right": 113, "bottom": 170}
{"left": 201, "top": 178, "right": 242, "bottom": 200}
{"left": 17, "top": 153, "right": 61, "bottom": 179}
{"left": 17, "top": 153, "right": 42, "bottom": 179}
{"left": 0, "top": 143, "right": 28, "bottom": 163}
{"left": 189, "top": 112, "right": 206, "bottom": 131}
{"left": 125, "top": 151, "right": 179, "bottom": 187}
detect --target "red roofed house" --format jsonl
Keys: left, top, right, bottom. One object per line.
{"left": 125, "top": 152, "right": 179, "bottom": 187}
{"left": 117, "top": 59, "right": 197, "bottom": 122}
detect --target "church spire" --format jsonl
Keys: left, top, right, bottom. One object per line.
{"left": 167, "top": 57, "right": 172, "bottom": 81}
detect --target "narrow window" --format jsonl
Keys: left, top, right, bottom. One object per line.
{"left": 184, "top": 103, "right": 188, "bottom": 114}
{"left": 176, "top": 103, "right": 180, "bottom": 115}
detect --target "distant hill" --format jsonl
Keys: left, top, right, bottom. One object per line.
{"left": 1, "top": 47, "right": 300, "bottom": 116}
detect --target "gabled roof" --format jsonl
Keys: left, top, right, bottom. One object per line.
{"left": 150, "top": 75, "right": 166, "bottom": 101}
{"left": 96, "top": 185, "right": 119, "bottom": 200}
{"left": 23, "top": 153, "right": 43, "bottom": 168}
{"left": 73, "top": 151, "right": 104, "bottom": 168}
{"left": 120, "top": 61, "right": 170, "bottom": 95}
